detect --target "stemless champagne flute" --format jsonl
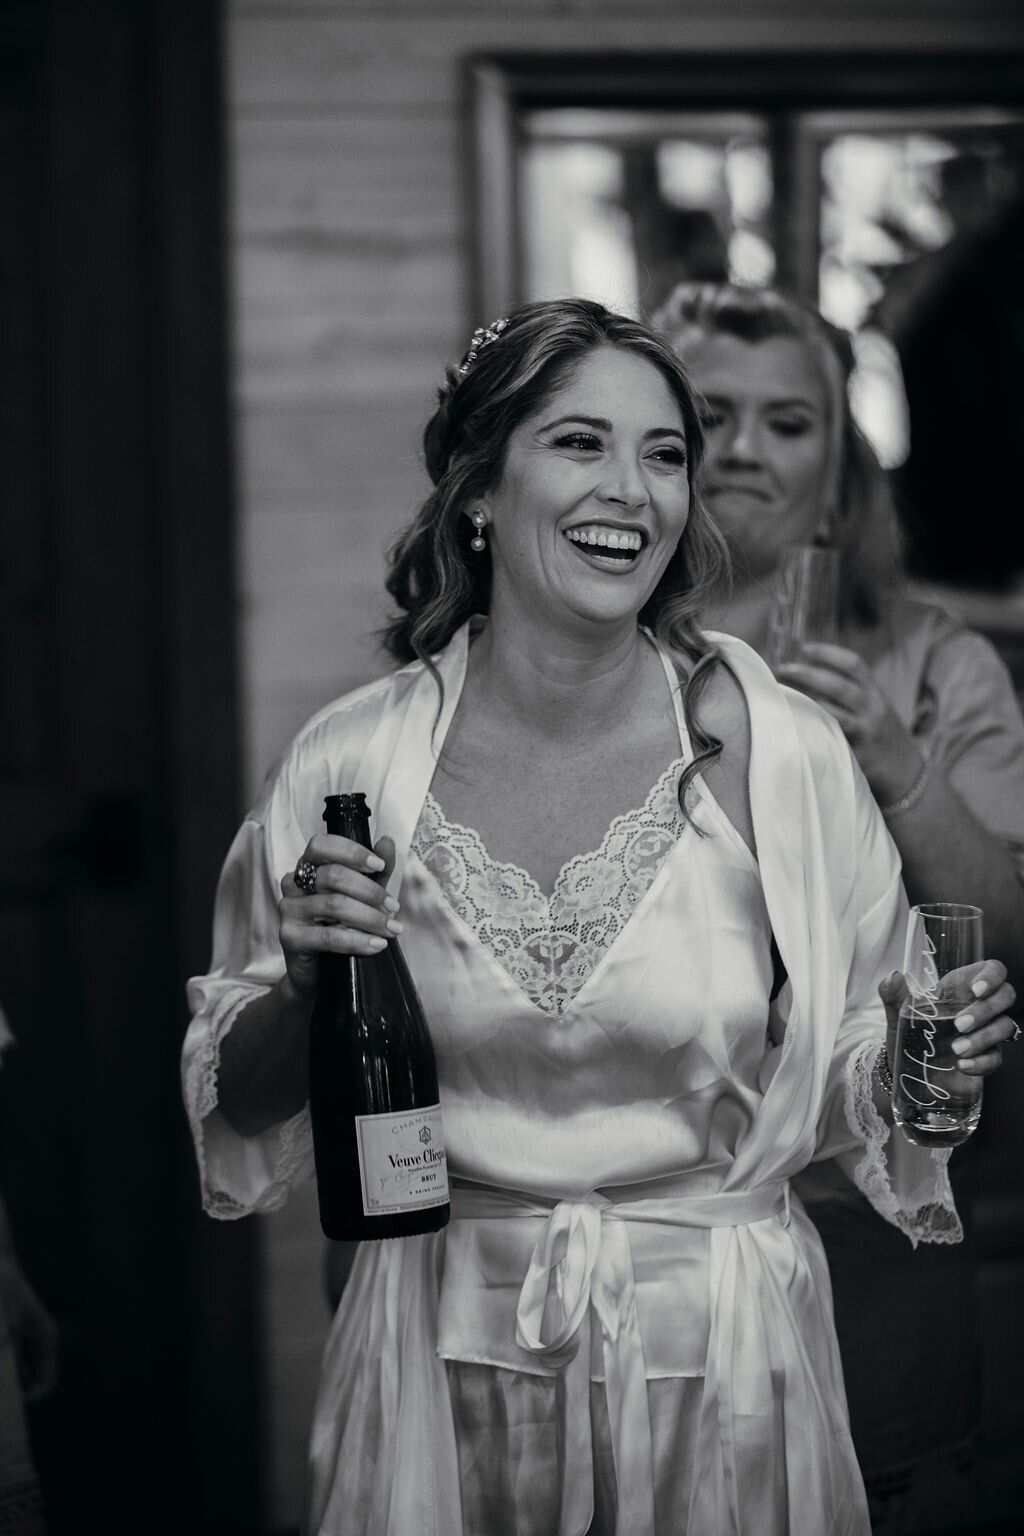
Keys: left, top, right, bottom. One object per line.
{"left": 766, "top": 542, "right": 841, "bottom": 668}
{"left": 892, "top": 902, "right": 985, "bottom": 1147}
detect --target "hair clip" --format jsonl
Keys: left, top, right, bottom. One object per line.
{"left": 457, "top": 317, "right": 509, "bottom": 377}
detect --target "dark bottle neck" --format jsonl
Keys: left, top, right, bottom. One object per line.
{"left": 323, "top": 793, "right": 372, "bottom": 849}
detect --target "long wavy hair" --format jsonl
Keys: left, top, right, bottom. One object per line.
{"left": 650, "top": 282, "right": 904, "bottom": 626}
{"left": 383, "top": 297, "right": 731, "bottom": 803}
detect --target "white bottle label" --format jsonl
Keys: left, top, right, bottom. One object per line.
{"left": 354, "top": 1103, "right": 449, "bottom": 1216}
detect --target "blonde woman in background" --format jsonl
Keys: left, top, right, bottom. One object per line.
{"left": 654, "top": 280, "right": 1024, "bottom": 1532}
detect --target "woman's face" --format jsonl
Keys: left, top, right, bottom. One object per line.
{"left": 683, "top": 333, "right": 830, "bottom": 580}
{"left": 478, "top": 346, "right": 692, "bottom": 636}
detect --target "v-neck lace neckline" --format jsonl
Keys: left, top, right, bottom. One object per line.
{"left": 410, "top": 756, "right": 688, "bottom": 1016}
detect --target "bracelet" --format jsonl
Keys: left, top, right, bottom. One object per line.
{"left": 879, "top": 755, "right": 932, "bottom": 820}
{"left": 874, "top": 1045, "right": 894, "bottom": 1096}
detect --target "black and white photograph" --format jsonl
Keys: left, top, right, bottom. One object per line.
{"left": 2, "top": 3, "right": 1024, "bottom": 1534}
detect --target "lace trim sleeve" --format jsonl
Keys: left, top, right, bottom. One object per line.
{"left": 844, "top": 1038, "right": 961, "bottom": 1247}
{"left": 182, "top": 981, "right": 314, "bottom": 1220}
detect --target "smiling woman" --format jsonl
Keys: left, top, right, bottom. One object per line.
{"left": 474, "top": 349, "right": 691, "bottom": 632}
{"left": 384, "top": 301, "right": 717, "bottom": 667}
{"left": 182, "top": 297, "right": 1019, "bottom": 1536}
{"left": 381, "top": 306, "right": 727, "bottom": 891}
{"left": 415, "top": 344, "right": 701, "bottom": 894}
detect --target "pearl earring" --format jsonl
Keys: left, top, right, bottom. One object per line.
{"left": 470, "top": 511, "right": 487, "bottom": 553}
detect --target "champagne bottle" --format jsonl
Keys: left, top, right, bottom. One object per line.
{"left": 308, "top": 792, "right": 450, "bottom": 1240}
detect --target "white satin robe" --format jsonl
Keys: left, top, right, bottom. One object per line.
{"left": 182, "top": 624, "right": 958, "bottom": 1536}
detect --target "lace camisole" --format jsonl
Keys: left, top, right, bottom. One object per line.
{"left": 411, "top": 755, "right": 694, "bottom": 1019}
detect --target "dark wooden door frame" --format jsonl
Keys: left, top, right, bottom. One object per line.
{"left": 146, "top": 3, "right": 265, "bottom": 1527}
{"left": 0, "top": 2, "right": 262, "bottom": 1530}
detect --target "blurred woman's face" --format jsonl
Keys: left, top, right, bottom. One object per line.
{"left": 683, "top": 334, "right": 830, "bottom": 580}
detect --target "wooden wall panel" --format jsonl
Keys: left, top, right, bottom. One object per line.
{"left": 242, "top": 539, "right": 390, "bottom": 689}
{"left": 237, "top": 401, "right": 425, "bottom": 493}
{"left": 229, "top": 4, "right": 1024, "bottom": 113}
{"left": 230, "top": 125, "right": 460, "bottom": 421}
{"left": 239, "top": 311, "right": 453, "bottom": 401}
{"left": 233, "top": 117, "right": 458, "bottom": 245}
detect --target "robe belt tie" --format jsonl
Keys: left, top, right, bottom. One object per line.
{"left": 449, "top": 1180, "right": 791, "bottom": 1536}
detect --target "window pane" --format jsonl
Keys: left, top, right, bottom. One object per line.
{"left": 520, "top": 110, "right": 771, "bottom": 315}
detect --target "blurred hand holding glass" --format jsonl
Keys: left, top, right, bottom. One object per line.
{"left": 766, "top": 543, "right": 841, "bottom": 669}
{"left": 892, "top": 903, "right": 985, "bottom": 1146}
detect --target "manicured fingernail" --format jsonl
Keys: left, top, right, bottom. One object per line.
{"left": 386, "top": 918, "right": 404, "bottom": 935}
{"left": 971, "top": 978, "right": 989, "bottom": 997}
{"left": 383, "top": 895, "right": 400, "bottom": 913}
{"left": 366, "top": 854, "right": 386, "bottom": 872}
{"left": 952, "top": 1037, "right": 969, "bottom": 1054}
{"left": 366, "top": 936, "right": 388, "bottom": 951}
{"left": 955, "top": 1013, "right": 974, "bottom": 1032}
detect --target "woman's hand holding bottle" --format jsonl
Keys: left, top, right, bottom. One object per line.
{"left": 278, "top": 833, "right": 402, "bottom": 998}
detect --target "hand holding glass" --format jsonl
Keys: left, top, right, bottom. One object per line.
{"left": 892, "top": 903, "right": 985, "bottom": 1146}
{"left": 766, "top": 543, "right": 841, "bottom": 669}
